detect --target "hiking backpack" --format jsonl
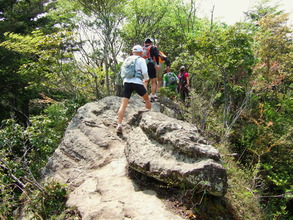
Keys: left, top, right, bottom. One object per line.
{"left": 167, "top": 72, "right": 177, "bottom": 85}
{"left": 158, "top": 51, "right": 166, "bottom": 63}
{"left": 142, "top": 45, "right": 155, "bottom": 65}
{"left": 178, "top": 72, "right": 187, "bottom": 86}
{"left": 120, "top": 56, "right": 143, "bottom": 80}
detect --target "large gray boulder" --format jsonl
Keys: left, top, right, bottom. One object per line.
{"left": 41, "top": 95, "right": 227, "bottom": 219}
{"left": 125, "top": 111, "right": 227, "bottom": 196}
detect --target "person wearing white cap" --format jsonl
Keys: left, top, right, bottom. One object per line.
{"left": 117, "top": 45, "right": 151, "bottom": 134}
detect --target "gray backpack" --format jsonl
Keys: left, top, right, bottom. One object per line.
{"left": 121, "top": 56, "right": 143, "bottom": 80}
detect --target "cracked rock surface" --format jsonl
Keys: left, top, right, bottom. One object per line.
{"left": 41, "top": 95, "right": 227, "bottom": 219}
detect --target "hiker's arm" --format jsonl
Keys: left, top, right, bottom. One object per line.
{"left": 152, "top": 47, "right": 160, "bottom": 65}
{"left": 186, "top": 75, "right": 190, "bottom": 86}
{"left": 163, "top": 75, "right": 167, "bottom": 87}
{"left": 164, "top": 57, "right": 170, "bottom": 67}
{"left": 165, "top": 58, "right": 170, "bottom": 72}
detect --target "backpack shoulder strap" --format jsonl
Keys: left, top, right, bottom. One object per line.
{"left": 133, "top": 56, "right": 143, "bottom": 79}
{"left": 142, "top": 45, "right": 152, "bottom": 59}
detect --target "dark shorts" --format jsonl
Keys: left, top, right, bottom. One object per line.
{"left": 147, "top": 63, "right": 156, "bottom": 79}
{"left": 122, "top": 82, "right": 147, "bottom": 99}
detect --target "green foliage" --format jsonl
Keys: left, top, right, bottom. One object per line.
{"left": 121, "top": 0, "right": 208, "bottom": 62}
{"left": 0, "top": 0, "right": 51, "bottom": 36}
{"left": 231, "top": 93, "right": 292, "bottom": 218}
{"left": 228, "top": 8, "right": 292, "bottom": 218}
{"left": 1, "top": 30, "right": 77, "bottom": 87}
{"left": 158, "top": 87, "right": 178, "bottom": 100}
{"left": 185, "top": 89, "right": 224, "bottom": 140}
{"left": 0, "top": 98, "right": 85, "bottom": 218}
{"left": 0, "top": 28, "right": 94, "bottom": 124}
{"left": 182, "top": 25, "right": 255, "bottom": 137}
{"left": 0, "top": 178, "right": 16, "bottom": 218}
{"left": 171, "top": 3, "right": 292, "bottom": 218}
{"left": 22, "top": 181, "right": 68, "bottom": 219}
{"left": 122, "top": 0, "right": 169, "bottom": 45}
{"left": 72, "top": 0, "right": 127, "bottom": 96}
{"left": 44, "top": 0, "right": 79, "bottom": 32}
{"left": 245, "top": 0, "right": 285, "bottom": 28}
{"left": 0, "top": 0, "right": 83, "bottom": 124}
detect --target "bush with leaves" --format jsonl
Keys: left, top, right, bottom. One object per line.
{"left": 158, "top": 87, "right": 179, "bottom": 100}
{"left": 21, "top": 181, "right": 68, "bottom": 219}
{"left": 232, "top": 94, "right": 293, "bottom": 219}
{"left": 0, "top": 98, "right": 85, "bottom": 218}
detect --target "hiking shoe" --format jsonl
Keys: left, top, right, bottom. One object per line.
{"left": 150, "top": 97, "right": 155, "bottom": 102}
{"left": 116, "top": 126, "right": 122, "bottom": 134}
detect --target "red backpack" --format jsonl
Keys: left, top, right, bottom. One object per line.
{"left": 142, "top": 45, "right": 153, "bottom": 58}
{"left": 178, "top": 72, "right": 188, "bottom": 86}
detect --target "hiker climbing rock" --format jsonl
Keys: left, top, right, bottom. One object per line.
{"left": 142, "top": 38, "right": 161, "bottom": 102}
{"left": 117, "top": 45, "right": 151, "bottom": 134}
{"left": 156, "top": 49, "right": 171, "bottom": 97}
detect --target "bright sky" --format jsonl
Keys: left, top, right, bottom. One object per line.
{"left": 196, "top": 0, "right": 293, "bottom": 25}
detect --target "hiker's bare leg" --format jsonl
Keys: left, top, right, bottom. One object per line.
{"left": 143, "top": 79, "right": 149, "bottom": 91}
{"left": 156, "top": 63, "right": 163, "bottom": 93}
{"left": 117, "top": 98, "right": 129, "bottom": 124}
{"left": 150, "top": 78, "right": 157, "bottom": 96}
{"left": 153, "top": 64, "right": 160, "bottom": 96}
{"left": 142, "top": 93, "right": 151, "bottom": 110}
{"left": 157, "top": 76, "right": 162, "bottom": 93}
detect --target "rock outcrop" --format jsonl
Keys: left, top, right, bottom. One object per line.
{"left": 42, "top": 95, "right": 227, "bottom": 219}
{"left": 125, "top": 111, "right": 227, "bottom": 196}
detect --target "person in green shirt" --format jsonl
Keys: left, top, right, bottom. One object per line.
{"left": 163, "top": 71, "right": 178, "bottom": 92}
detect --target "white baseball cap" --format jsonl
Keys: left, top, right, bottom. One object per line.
{"left": 132, "top": 45, "right": 143, "bottom": 52}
